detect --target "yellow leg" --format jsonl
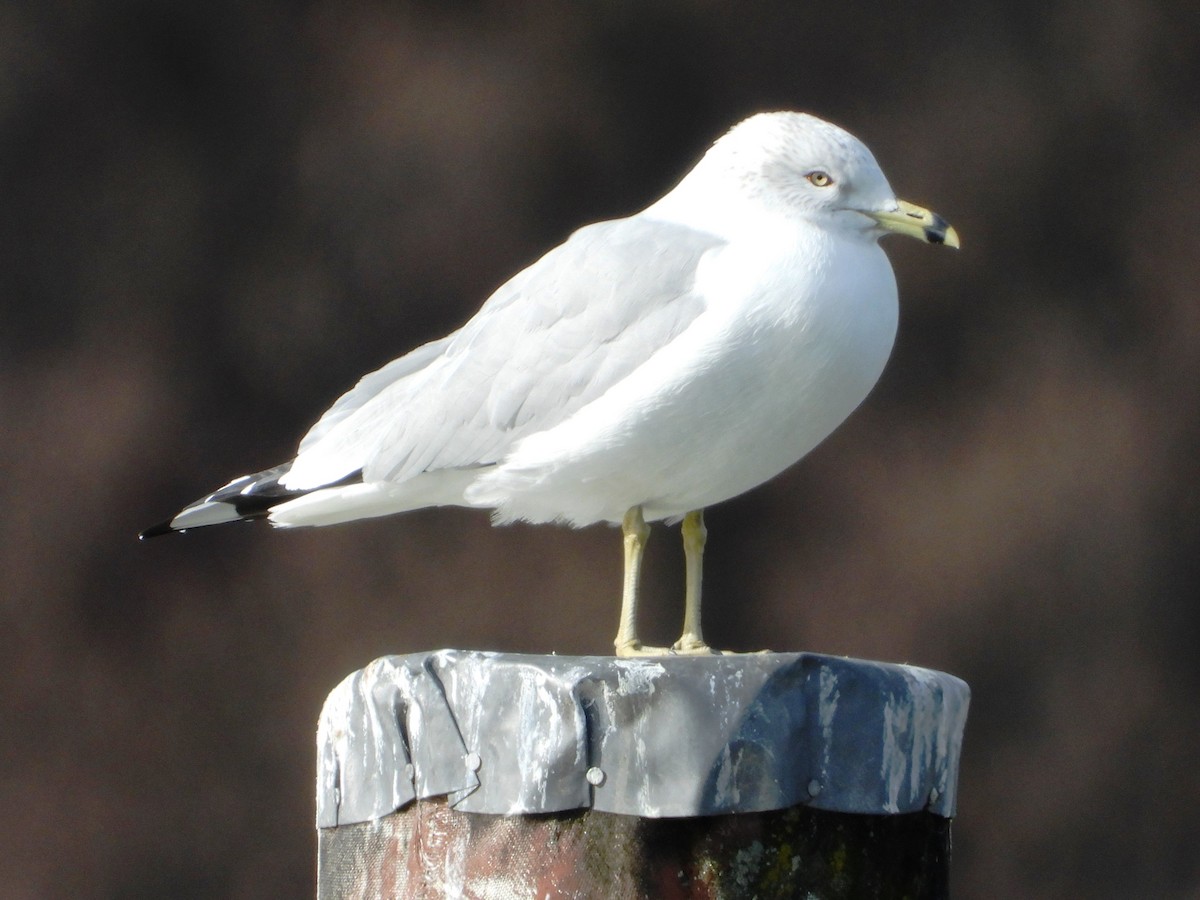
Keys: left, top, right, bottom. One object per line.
{"left": 614, "top": 506, "right": 672, "bottom": 657}
{"left": 673, "top": 510, "right": 717, "bottom": 654}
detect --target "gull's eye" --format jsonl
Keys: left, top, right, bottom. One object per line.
{"left": 806, "top": 171, "right": 834, "bottom": 187}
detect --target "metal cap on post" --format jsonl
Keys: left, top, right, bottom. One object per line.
{"left": 316, "top": 650, "right": 969, "bottom": 899}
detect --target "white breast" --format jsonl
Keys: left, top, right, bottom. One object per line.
{"left": 467, "top": 220, "right": 898, "bottom": 526}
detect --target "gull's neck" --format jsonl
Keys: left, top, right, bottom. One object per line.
{"left": 641, "top": 165, "right": 784, "bottom": 241}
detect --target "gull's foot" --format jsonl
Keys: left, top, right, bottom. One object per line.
{"left": 615, "top": 638, "right": 776, "bottom": 658}
{"left": 615, "top": 640, "right": 677, "bottom": 658}
{"left": 672, "top": 637, "right": 776, "bottom": 656}
{"left": 671, "top": 634, "right": 721, "bottom": 655}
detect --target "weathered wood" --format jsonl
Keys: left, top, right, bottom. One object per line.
{"left": 318, "top": 797, "right": 951, "bottom": 899}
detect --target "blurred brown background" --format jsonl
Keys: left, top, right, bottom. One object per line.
{"left": 2, "top": 0, "right": 1198, "bottom": 896}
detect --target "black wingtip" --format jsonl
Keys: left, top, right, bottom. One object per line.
{"left": 139, "top": 521, "right": 177, "bottom": 540}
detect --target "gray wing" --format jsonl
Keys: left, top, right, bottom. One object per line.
{"left": 284, "top": 215, "right": 723, "bottom": 490}
{"left": 296, "top": 337, "right": 451, "bottom": 454}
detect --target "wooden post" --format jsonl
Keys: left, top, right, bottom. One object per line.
{"left": 316, "top": 651, "right": 969, "bottom": 899}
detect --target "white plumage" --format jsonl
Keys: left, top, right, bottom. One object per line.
{"left": 144, "top": 111, "right": 958, "bottom": 655}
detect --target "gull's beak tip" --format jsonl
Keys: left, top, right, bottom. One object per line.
{"left": 872, "top": 200, "right": 960, "bottom": 250}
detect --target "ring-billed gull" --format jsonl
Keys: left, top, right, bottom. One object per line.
{"left": 142, "top": 111, "right": 958, "bottom": 656}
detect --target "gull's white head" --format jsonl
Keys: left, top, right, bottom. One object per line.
{"left": 664, "top": 111, "right": 958, "bottom": 248}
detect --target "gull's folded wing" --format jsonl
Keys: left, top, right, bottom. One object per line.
{"left": 283, "top": 217, "right": 723, "bottom": 491}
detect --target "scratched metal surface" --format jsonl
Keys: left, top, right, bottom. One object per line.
{"left": 316, "top": 650, "right": 969, "bottom": 827}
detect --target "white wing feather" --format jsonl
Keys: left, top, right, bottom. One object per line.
{"left": 282, "top": 216, "right": 723, "bottom": 491}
